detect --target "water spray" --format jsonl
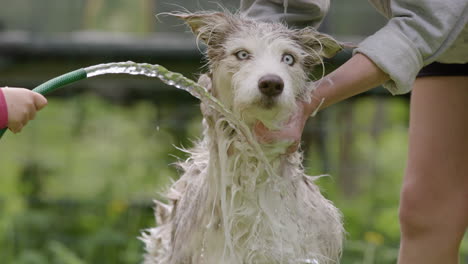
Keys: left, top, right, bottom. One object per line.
{"left": 0, "top": 61, "right": 275, "bottom": 175}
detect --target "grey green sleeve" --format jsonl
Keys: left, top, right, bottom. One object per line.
{"left": 240, "top": 0, "right": 330, "bottom": 28}
{"left": 241, "top": 0, "right": 468, "bottom": 95}
{"left": 355, "top": 0, "right": 468, "bottom": 95}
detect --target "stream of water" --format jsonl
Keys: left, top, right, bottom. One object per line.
{"left": 85, "top": 61, "right": 274, "bottom": 175}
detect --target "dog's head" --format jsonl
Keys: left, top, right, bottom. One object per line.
{"left": 175, "top": 12, "right": 342, "bottom": 128}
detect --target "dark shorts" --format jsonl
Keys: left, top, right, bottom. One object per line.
{"left": 417, "top": 62, "right": 468, "bottom": 77}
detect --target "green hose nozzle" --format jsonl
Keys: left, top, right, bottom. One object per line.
{"left": 0, "top": 68, "right": 87, "bottom": 139}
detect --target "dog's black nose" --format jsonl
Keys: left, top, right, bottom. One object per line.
{"left": 258, "top": 74, "right": 284, "bottom": 97}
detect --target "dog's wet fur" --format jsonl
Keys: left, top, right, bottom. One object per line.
{"left": 141, "top": 11, "right": 344, "bottom": 264}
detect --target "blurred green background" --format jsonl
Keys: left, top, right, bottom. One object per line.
{"left": 0, "top": 0, "right": 466, "bottom": 263}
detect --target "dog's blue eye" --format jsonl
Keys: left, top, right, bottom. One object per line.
{"left": 235, "top": 50, "right": 250, "bottom": 60}
{"left": 282, "top": 54, "right": 295, "bottom": 66}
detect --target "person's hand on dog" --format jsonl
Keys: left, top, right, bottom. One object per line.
{"left": 254, "top": 99, "right": 321, "bottom": 154}
{"left": 1, "top": 87, "right": 48, "bottom": 133}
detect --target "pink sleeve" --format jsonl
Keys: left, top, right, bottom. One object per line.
{"left": 0, "top": 88, "right": 8, "bottom": 128}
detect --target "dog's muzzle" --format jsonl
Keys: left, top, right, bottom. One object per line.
{"left": 258, "top": 74, "right": 284, "bottom": 97}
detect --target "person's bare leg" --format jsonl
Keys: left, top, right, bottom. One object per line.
{"left": 398, "top": 76, "right": 468, "bottom": 264}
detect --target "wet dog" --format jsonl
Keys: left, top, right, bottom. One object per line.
{"left": 142, "top": 11, "right": 344, "bottom": 264}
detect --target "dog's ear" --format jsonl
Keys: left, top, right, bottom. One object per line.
{"left": 295, "top": 27, "right": 344, "bottom": 58}
{"left": 170, "top": 12, "right": 232, "bottom": 46}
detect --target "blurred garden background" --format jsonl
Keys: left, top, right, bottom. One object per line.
{"left": 0, "top": 0, "right": 466, "bottom": 263}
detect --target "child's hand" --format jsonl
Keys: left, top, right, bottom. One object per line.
{"left": 1, "top": 87, "right": 48, "bottom": 133}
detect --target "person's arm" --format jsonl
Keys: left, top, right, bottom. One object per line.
{"left": 254, "top": 0, "right": 467, "bottom": 151}
{"left": 306, "top": 53, "right": 389, "bottom": 113}
{"left": 0, "top": 87, "right": 48, "bottom": 133}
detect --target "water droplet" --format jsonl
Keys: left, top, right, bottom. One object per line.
{"left": 300, "top": 259, "right": 319, "bottom": 264}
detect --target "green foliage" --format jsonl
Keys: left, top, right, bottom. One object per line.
{"left": 1, "top": 95, "right": 467, "bottom": 263}
{"left": 0, "top": 94, "right": 195, "bottom": 263}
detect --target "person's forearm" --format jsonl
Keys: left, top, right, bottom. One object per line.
{"left": 305, "top": 53, "right": 390, "bottom": 115}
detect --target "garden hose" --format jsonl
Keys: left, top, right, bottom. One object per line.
{"left": 0, "top": 69, "right": 87, "bottom": 139}
{"left": 0, "top": 61, "right": 272, "bottom": 174}
{"left": 0, "top": 61, "right": 225, "bottom": 141}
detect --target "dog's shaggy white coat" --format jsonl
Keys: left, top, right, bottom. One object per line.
{"left": 141, "top": 12, "right": 344, "bottom": 264}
